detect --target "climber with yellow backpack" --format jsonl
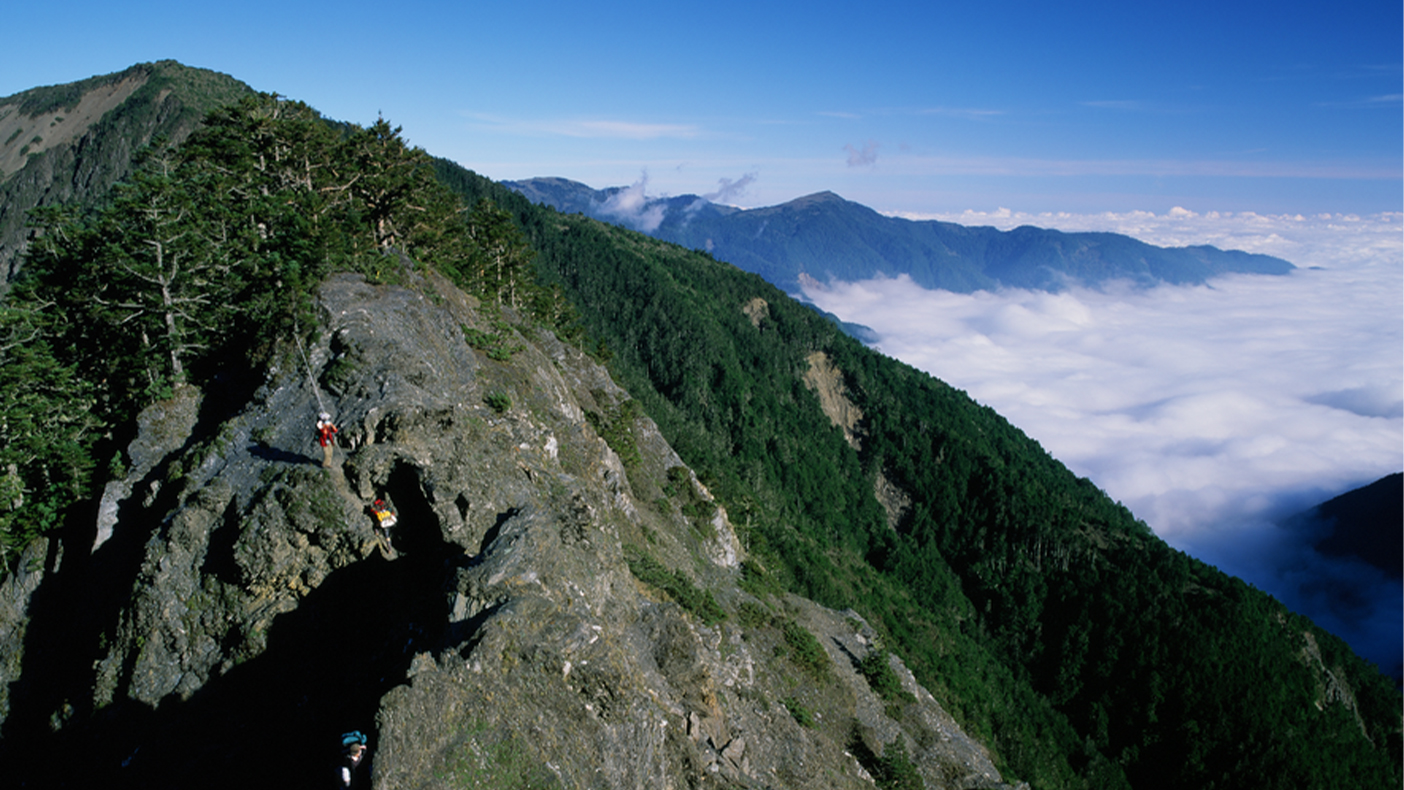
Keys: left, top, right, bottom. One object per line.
{"left": 371, "top": 498, "right": 397, "bottom": 530}
{"left": 369, "top": 498, "right": 398, "bottom": 557}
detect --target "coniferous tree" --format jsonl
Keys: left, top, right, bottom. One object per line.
{"left": 0, "top": 300, "right": 97, "bottom": 560}
{"left": 89, "top": 148, "right": 220, "bottom": 387}
{"left": 465, "top": 197, "right": 535, "bottom": 307}
{"left": 2, "top": 93, "right": 572, "bottom": 564}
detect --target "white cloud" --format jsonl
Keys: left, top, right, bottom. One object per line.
{"left": 595, "top": 172, "right": 667, "bottom": 233}
{"left": 1313, "top": 93, "right": 1404, "bottom": 109}
{"left": 915, "top": 106, "right": 1005, "bottom": 119}
{"left": 559, "top": 120, "right": 703, "bottom": 140}
{"left": 823, "top": 107, "right": 1004, "bottom": 121}
{"left": 874, "top": 155, "right": 1399, "bottom": 180}
{"left": 702, "top": 172, "right": 757, "bottom": 205}
{"left": 1080, "top": 100, "right": 1149, "bottom": 110}
{"left": 893, "top": 207, "right": 1404, "bottom": 272}
{"left": 801, "top": 209, "right": 1403, "bottom": 673}
{"left": 845, "top": 139, "right": 880, "bottom": 168}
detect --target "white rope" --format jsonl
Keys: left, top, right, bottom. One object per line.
{"left": 293, "top": 322, "right": 328, "bottom": 415}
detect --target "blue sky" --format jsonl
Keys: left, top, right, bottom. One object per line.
{"left": 3, "top": 0, "right": 1399, "bottom": 216}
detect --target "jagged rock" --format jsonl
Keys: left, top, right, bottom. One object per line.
{"left": 94, "top": 383, "right": 203, "bottom": 551}
{"left": 0, "top": 269, "right": 1017, "bottom": 789}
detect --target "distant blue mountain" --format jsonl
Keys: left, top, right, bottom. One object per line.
{"left": 505, "top": 177, "right": 1295, "bottom": 294}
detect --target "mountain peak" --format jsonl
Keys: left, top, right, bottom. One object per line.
{"left": 0, "top": 60, "right": 251, "bottom": 287}
{"left": 502, "top": 178, "right": 1293, "bottom": 294}
{"left": 787, "top": 190, "right": 847, "bottom": 205}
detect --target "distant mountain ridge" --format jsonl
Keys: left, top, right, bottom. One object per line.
{"left": 1291, "top": 473, "right": 1404, "bottom": 580}
{"left": 505, "top": 176, "right": 1295, "bottom": 294}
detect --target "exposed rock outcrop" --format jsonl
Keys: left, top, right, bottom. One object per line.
{"left": 0, "top": 269, "right": 1018, "bottom": 788}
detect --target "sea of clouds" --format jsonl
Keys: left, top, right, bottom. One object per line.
{"left": 801, "top": 207, "right": 1403, "bottom": 677}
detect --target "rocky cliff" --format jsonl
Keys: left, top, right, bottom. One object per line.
{"left": 0, "top": 267, "right": 1019, "bottom": 789}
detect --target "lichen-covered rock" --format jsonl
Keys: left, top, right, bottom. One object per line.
{"left": 0, "top": 270, "right": 1017, "bottom": 789}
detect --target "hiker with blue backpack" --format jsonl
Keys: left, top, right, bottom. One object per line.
{"left": 339, "top": 731, "right": 368, "bottom": 788}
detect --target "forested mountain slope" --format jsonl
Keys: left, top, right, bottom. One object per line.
{"left": 458, "top": 165, "right": 1400, "bottom": 789}
{"left": 0, "top": 64, "right": 1395, "bottom": 789}
{"left": 1296, "top": 472, "right": 1403, "bottom": 581}
{"left": 504, "top": 176, "right": 1295, "bottom": 294}
{"left": 4, "top": 263, "right": 1020, "bottom": 788}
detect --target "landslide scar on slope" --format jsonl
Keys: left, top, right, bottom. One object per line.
{"left": 0, "top": 73, "right": 148, "bottom": 181}
{"left": 803, "top": 351, "right": 911, "bottom": 530}
{"left": 803, "top": 351, "right": 862, "bottom": 450}
{"left": 741, "top": 297, "right": 770, "bottom": 328}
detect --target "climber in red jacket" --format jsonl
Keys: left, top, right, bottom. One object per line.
{"left": 316, "top": 412, "right": 338, "bottom": 469}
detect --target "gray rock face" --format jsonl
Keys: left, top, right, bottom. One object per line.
{"left": 0, "top": 270, "right": 1018, "bottom": 789}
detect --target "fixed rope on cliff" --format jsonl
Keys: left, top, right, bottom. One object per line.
{"left": 292, "top": 322, "right": 328, "bottom": 415}
{"left": 294, "top": 322, "right": 340, "bottom": 469}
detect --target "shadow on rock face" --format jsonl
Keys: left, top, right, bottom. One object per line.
{"left": 4, "top": 468, "right": 464, "bottom": 789}
{"left": 248, "top": 440, "right": 320, "bottom": 467}
{"left": 382, "top": 460, "right": 449, "bottom": 558}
